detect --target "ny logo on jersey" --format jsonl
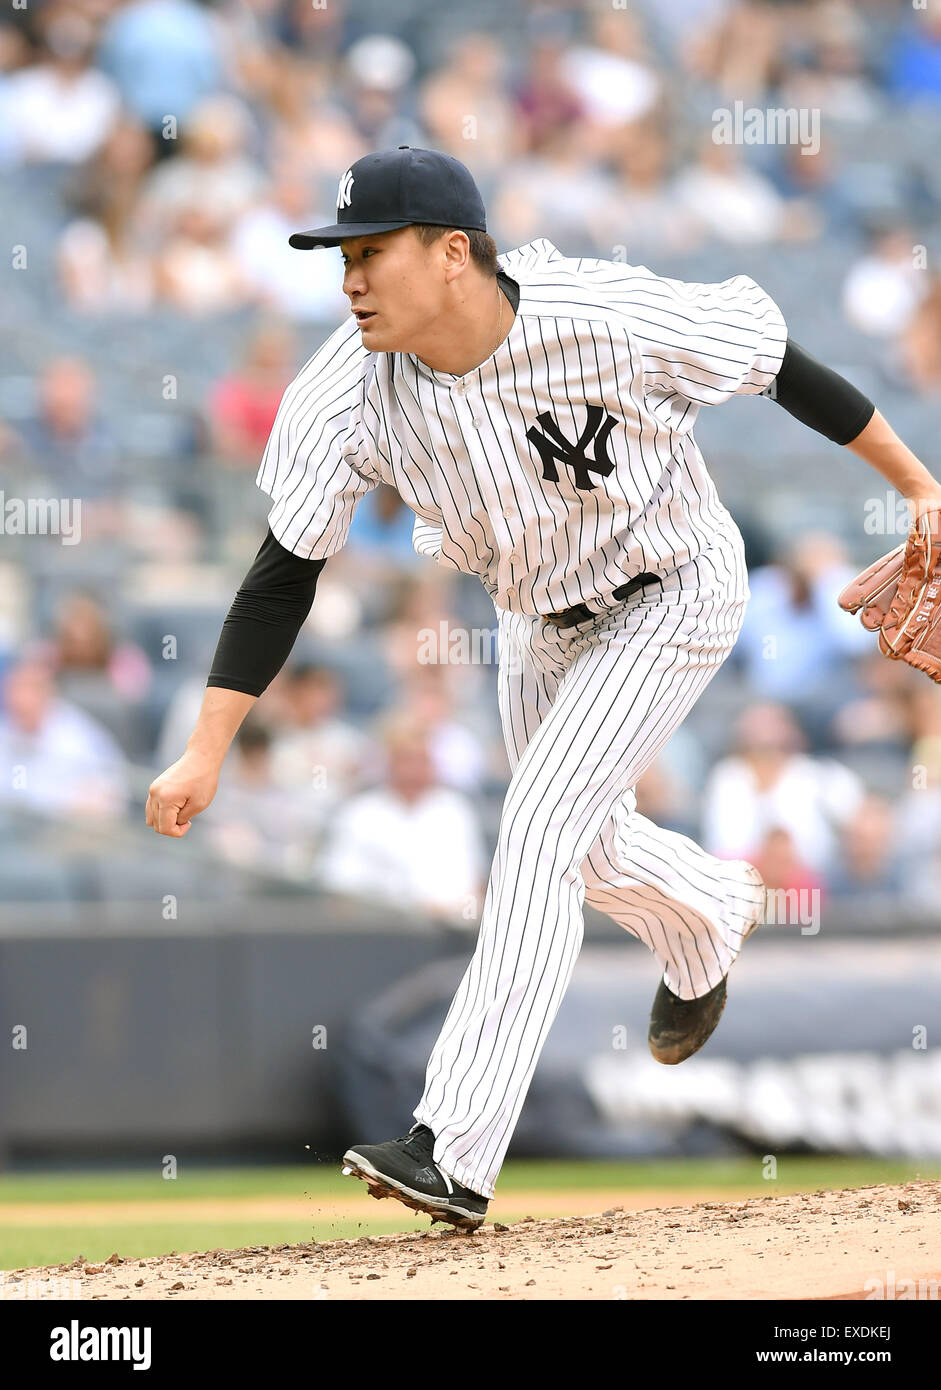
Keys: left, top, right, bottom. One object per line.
{"left": 337, "top": 169, "right": 354, "bottom": 211}
{"left": 526, "top": 405, "right": 617, "bottom": 491}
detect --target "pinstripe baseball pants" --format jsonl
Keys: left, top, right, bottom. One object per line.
{"left": 412, "top": 547, "right": 765, "bottom": 1199}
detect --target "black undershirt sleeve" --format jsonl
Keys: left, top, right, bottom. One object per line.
{"left": 207, "top": 528, "right": 325, "bottom": 698}
{"left": 766, "top": 338, "right": 875, "bottom": 445}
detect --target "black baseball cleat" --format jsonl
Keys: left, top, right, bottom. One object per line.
{"left": 341, "top": 1124, "right": 489, "bottom": 1231}
{"left": 648, "top": 976, "right": 729, "bottom": 1065}
{"left": 648, "top": 861, "right": 766, "bottom": 1065}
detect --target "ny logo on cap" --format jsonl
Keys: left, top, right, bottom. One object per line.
{"left": 337, "top": 169, "right": 354, "bottom": 211}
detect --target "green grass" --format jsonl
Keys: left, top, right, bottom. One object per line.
{"left": 2, "top": 1156, "right": 938, "bottom": 1270}
{"left": 2, "top": 1155, "right": 937, "bottom": 1206}
{"left": 0, "top": 1167, "right": 333, "bottom": 1205}
{"left": 482, "top": 1156, "right": 941, "bottom": 1193}
{"left": 0, "top": 1219, "right": 426, "bottom": 1271}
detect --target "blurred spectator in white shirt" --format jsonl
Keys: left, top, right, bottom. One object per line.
{"left": 228, "top": 167, "right": 348, "bottom": 323}
{"left": 210, "top": 719, "right": 327, "bottom": 877}
{"left": 58, "top": 118, "right": 156, "bottom": 315}
{"left": 138, "top": 95, "right": 264, "bottom": 248}
{"left": 674, "top": 139, "right": 816, "bottom": 246}
{"left": 154, "top": 205, "right": 249, "bottom": 315}
{"left": 842, "top": 226, "right": 926, "bottom": 338}
{"left": 5, "top": 6, "right": 120, "bottom": 165}
{"left": 0, "top": 656, "right": 129, "bottom": 820}
{"left": 559, "top": 10, "right": 660, "bottom": 133}
{"left": 270, "top": 664, "right": 373, "bottom": 808}
{"left": 319, "top": 718, "right": 486, "bottom": 923}
{"left": 702, "top": 701, "right": 865, "bottom": 873}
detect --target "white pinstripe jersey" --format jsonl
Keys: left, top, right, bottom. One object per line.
{"left": 256, "top": 238, "right": 788, "bottom": 615}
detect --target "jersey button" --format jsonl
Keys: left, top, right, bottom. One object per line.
{"left": 508, "top": 552, "right": 520, "bottom": 564}
{"left": 502, "top": 505, "right": 514, "bottom": 519}
{"left": 471, "top": 418, "right": 482, "bottom": 429}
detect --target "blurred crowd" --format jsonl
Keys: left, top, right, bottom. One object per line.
{"left": 1, "top": 2, "right": 941, "bottom": 350}
{"left": 2, "top": 0, "right": 941, "bottom": 923}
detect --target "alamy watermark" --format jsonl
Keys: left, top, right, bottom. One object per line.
{"left": 763, "top": 887, "right": 821, "bottom": 935}
{"left": 863, "top": 491, "right": 941, "bottom": 537}
{"left": 713, "top": 100, "right": 820, "bottom": 156}
{"left": 1, "top": 1272, "right": 83, "bottom": 1300}
{"left": 865, "top": 1270, "right": 939, "bottom": 1300}
{"left": 49, "top": 1320, "right": 151, "bottom": 1368}
{"left": 417, "top": 621, "right": 511, "bottom": 667}
{"left": 0, "top": 493, "right": 81, "bottom": 545}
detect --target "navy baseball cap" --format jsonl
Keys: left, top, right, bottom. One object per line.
{"left": 288, "top": 145, "right": 487, "bottom": 249}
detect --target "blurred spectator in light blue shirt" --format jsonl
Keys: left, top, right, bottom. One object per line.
{"left": 735, "top": 533, "right": 873, "bottom": 721}
{"left": 0, "top": 656, "right": 129, "bottom": 820}
{"left": 13, "top": 357, "right": 119, "bottom": 502}
{"left": 346, "top": 485, "right": 425, "bottom": 568}
{"left": 97, "top": 0, "right": 225, "bottom": 138}
{"left": 2, "top": 353, "right": 137, "bottom": 540}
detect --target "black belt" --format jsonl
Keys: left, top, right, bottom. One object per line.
{"left": 543, "top": 572, "right": 661, "bottom": 629}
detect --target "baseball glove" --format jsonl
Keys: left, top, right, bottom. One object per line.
{"left": 838, "top": 510, "right": 941, "bottom": 682}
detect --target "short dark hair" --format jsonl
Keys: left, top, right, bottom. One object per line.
{"left": 411, "top": 224, "right": 499, "bottom": 277}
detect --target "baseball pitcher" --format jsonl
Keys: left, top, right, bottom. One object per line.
{"left": 147, "top": 147, "right": 941, "bottom": 1230}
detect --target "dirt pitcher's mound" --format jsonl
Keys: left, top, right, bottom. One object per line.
{"left": 26, "top": 1180, "right": 941, "bottom": 1301}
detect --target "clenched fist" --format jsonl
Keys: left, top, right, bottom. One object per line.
{"left": 146, "top": 750, "right": 221, "bottom": 838}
